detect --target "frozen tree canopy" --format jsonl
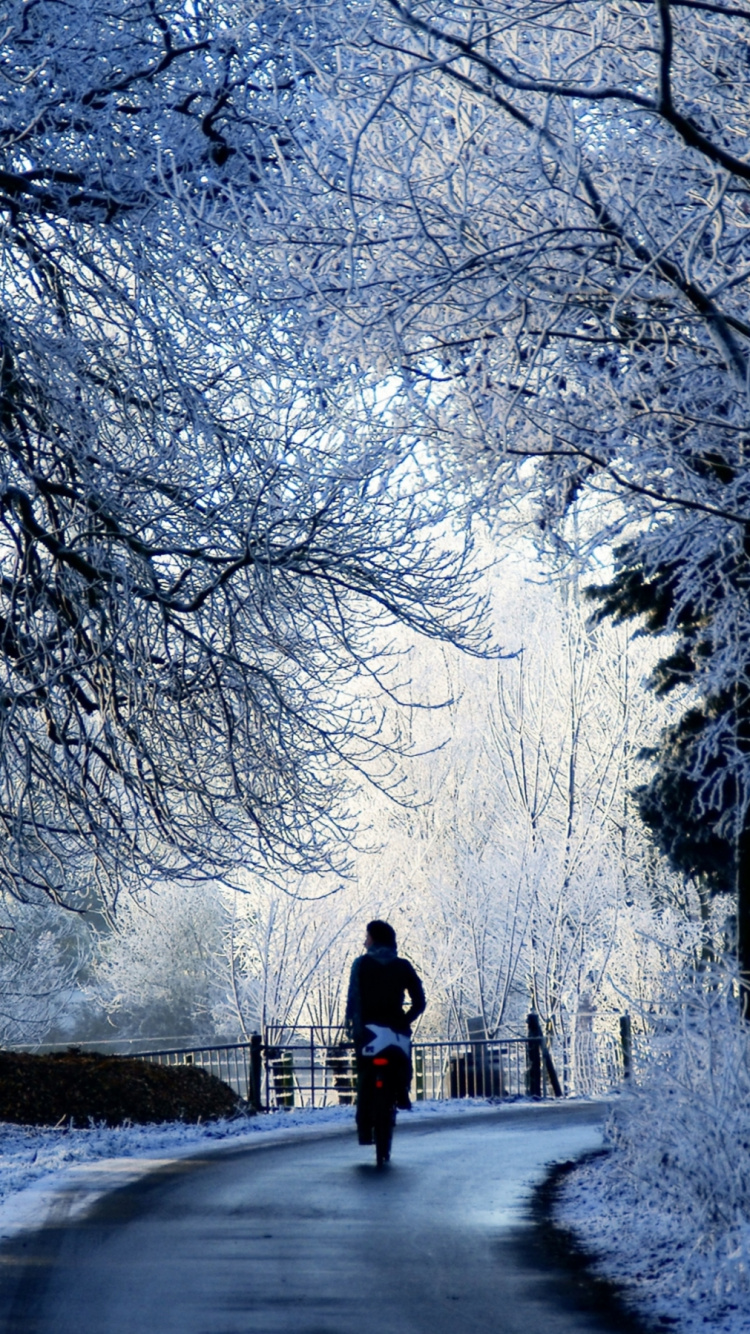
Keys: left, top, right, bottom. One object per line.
{"left": 278, "top": 0, "right": 750, "bottom": 505}
{"left": 0, "top": 0, "right": 492, "bottom": 907}
{"left": 3, "top": 0, "right": 750, "bottom": 962}
{"left": 241, "top": 0, "right": 750, "bottom": 975}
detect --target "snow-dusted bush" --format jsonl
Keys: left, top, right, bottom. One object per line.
{"left": 559, "top": 966, "right": 750, "bottom": 1332}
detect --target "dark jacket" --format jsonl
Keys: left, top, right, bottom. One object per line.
{"left": 345, "top": 944, "right": 426, "bottom": 1049}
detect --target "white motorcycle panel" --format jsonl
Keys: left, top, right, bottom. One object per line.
{"left": 361, "top": 1025, "right": 411, "bottom": 1057}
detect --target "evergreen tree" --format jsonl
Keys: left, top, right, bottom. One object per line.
{"left": 589, "top": 513, "right": 748, "bottom": 972}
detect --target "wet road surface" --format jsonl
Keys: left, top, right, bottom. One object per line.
{"left": 0, "top": 1103, "right": 617, "bottom": 1334}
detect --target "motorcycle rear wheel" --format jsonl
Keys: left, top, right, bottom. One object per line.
{"left": 373, "top": 1095, "right": 394, "bottom": 1168}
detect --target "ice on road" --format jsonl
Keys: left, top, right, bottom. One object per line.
{"left": 0, "top": 1102, "right": 611, "bottom": 1334}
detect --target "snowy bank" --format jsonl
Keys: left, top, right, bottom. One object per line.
{"left": 556, "top": 976, "right": 750, "bottom": 1334}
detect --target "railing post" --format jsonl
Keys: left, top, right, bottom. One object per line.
{"left": 249, "top": 1033, "right": 263, "bottom": 1111}
{"left": 414, "top": 1047, "right": 425, "bottom": 1101}
{"left": 527, "top": 1012, "right": 542, "bottom": 1098}
{"left": 619, "top": 1013, "right": 633, "bottom": 1081}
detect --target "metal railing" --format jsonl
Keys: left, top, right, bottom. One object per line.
{"left": 135, "top": 1039, "right": 262, "bottom": 1107}
{"left": 134, "top": 1031, "right": 560, "bottom": 1110}
{"left": 413, "top": 1038, "right": 537, "bottom": 1101}
{"left": 131, "top": 1018, "right": 629, "bottom": 1110}
{"left": 262, "top": 1032, "right": 565, "bottom": 1108}
{"left": 558, "top": 1030, "right": 626, "bottom": 1097}
{"left": 263, "top": 1027, "right": 354, "bottom": 1110}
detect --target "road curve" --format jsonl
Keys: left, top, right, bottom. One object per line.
{"left": 0, "top": 1103, "right": 614, "bottom": 1334}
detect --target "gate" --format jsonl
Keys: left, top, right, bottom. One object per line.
{"left": 133, "top": 1024, "right": 574, "bottom": 1110}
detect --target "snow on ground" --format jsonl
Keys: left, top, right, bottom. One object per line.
{"left": 0, "top": 1097, "right": 502, "bottom": 1241}
{"left": 555, "top": 1138, "right": 750, "bottom": 1334}
{"left": 555, "top": 979, "right": 750, "bottom": 1334}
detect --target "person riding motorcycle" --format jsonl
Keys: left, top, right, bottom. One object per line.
{"left": 345, "top": 919, "right": 426, "bottom": 1146}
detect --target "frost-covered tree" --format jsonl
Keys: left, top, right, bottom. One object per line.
{"left": 281, "top": 0, "right": 750, "bottom": 531}
{"left": 0, "top": 0, "right": 491, "bottom": 907}
{"left": 326, "top": 566, "right": 692, "bottom": 1043}
{"left": 77, "top": 558, "right": 702, "bottom": 1059}
{"left": 591, "top": 548, "right": 741, "bottom": 920}
{"left": 89, "top": 882, "right": 232, "bottom": 1044}
{"left": 0, "top": 893, "right": 89, "bottom": 1046}
{"left": 558, "top": 964, "right": 750, "bottom": 1326}
{"left": 410, "top": 579, "right": 678, "bottom": 1042}
{"left": 255, "top": 0, "right": 750, "bottom": 979}
{"left": 87, "top": 872, "right": 372, "bottom": 1042}
{"left": 223, "top": 877, "right": 371, "bottom": 1035}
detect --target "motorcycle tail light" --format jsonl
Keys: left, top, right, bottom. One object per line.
{"left": 373, "top": 1057, "right": 388, "bottom": 1066}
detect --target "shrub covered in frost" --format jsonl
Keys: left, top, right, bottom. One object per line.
{"left": 558, "top": 968, "right": 750, "bottom": 1332}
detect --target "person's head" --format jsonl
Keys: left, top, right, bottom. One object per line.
{"left": 365, "top": 919, "right": 397, "bottom": 951}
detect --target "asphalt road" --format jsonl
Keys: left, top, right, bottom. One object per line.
{"left": 0, "top": 1103, "right": 621, "bottom": 1334}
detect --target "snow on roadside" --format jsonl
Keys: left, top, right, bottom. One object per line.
{"left": 556, "top": 1141, "right": 705, "bottom": 1330}
{"left": 555, "top": 974, "right": 750, "bottom": 1334}
{"left": 556, "top": 1137, "right": 750, "bottom": 1334}
{"left": 0, "top": 1097, "right": 500, "bottom": 1241}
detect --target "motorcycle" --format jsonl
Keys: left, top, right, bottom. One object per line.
{"left": 358, "top": 1025, "right": 411, "bottom": 1168}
